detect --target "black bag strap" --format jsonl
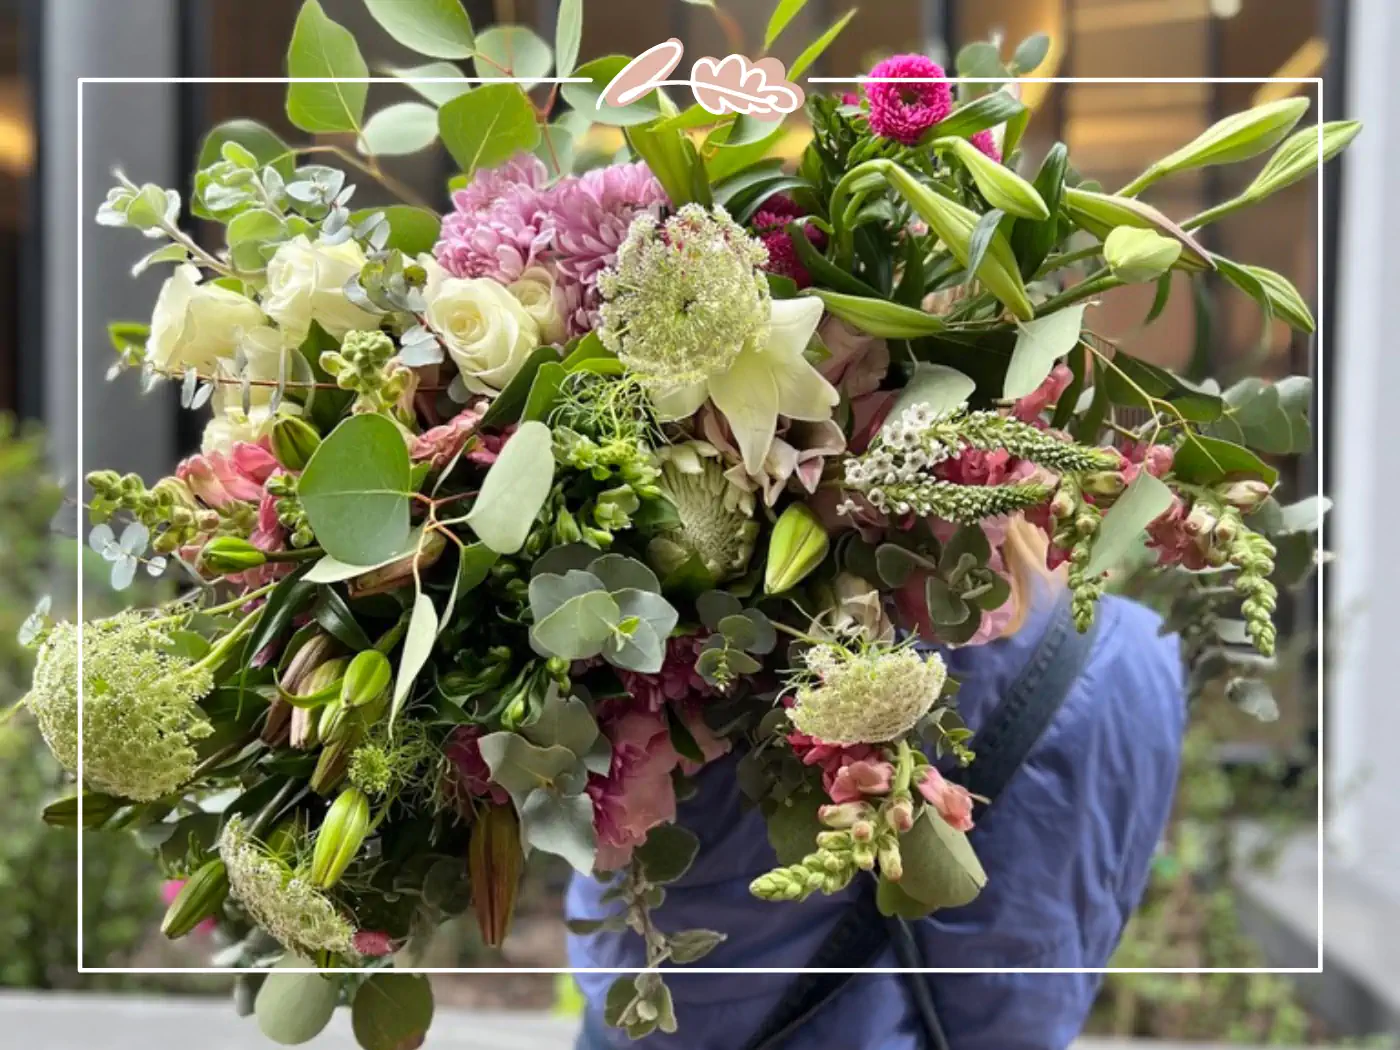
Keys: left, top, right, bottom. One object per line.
{"left": 743, "top": 594, "right": 1097, "bottom": 1050}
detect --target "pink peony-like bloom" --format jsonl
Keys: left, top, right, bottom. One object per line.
{"left": 828, "top": 758, "right": 895, "bottom": 804}
{"left": 916, "top": 766, "right": 975, "bottom": 832}
{"left": 612, "top": 634, "right": 716, "bottom": 716}
{"left": 443, "top": 725, "right": 508, "bottom": 809}
{"left": 969, "top": 129, "right": 1002, "bottom": 162}
{"left": 546, "top": 161, "right": 667, "bottom": 334}
{"left": 435, "top": 154, "right": 553, "bottom": 284}
{"left": 177, "top": 440, "right": 279, "bottom": 508}
{"left": 352, "top": 930, "right": 396, "bottom": 957}
{"left": 864, "top": 55, "right": 953, "bottom": 146}
{"left": 161, "top": 879, "right": 217, "bottom": 934}
{"left": 818, "top": 317, "right": 891, "bottom": 399}
{"left": 1011, "top": 362, "right": 1074, "bottom": 423}
{"left": 588, "top": 709, "right": 681, "bottom": 872}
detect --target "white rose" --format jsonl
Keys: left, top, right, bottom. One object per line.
{"left": 201, "top": 405, "right": 278, "bottom": 456}
{"left": 147, "top": 264, "right": 266, "bottom": 374}
{"left": 421, "top": 258, "right": 540, "bottom": 394}
{"left": 507, "top": 265, "right": 567, "bottom": 345}
{"left": 263, "top": 235, "right": 378, "bottom": 344}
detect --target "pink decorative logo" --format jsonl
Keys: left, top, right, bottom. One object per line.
{"left": 600, "top": 39, "right": 805, "bottom": 123}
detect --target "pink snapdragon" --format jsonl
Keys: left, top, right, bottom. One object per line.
{"left": 177, "top": 440, "right": 279, "bottom": 508}
{"left": 916, "top": 766, "right": 975, "bottom": 832}
{"left": 409, "top": 404, "right": 496, "bottom": 472}
{"left": 588, "top": 710, "right": 681, "bottom": 872}
{"left": 828, "top": 758, "right": 895, "bottom": 804}
{"left": 1011, "top": 362, "right": 1074, "bottom": 423}
{"left": 864, "top": 55, "right": 953, "bottom": 145}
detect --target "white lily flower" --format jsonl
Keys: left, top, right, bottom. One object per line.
{"left": 651, "top": 297, "right": 840, "bottom": 474}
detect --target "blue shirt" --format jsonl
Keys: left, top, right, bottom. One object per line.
{"left": 567, "top": 592, "right": 1186, "bottom": 1049}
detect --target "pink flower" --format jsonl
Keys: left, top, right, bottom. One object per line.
{"left": 435, "top": 154, "right": 553, "bottom": 284}
{"left": 545, "top": 162, "right": 667, "bottom": 334}
{"left": 751, "top": 196, "right": 827, "bottom": 289}
{"left": 443, "top": 725, "right": 508, "bottom": 809}
{"left": 864, "top": 55, "right": 953, "bottom": 146}
{"left": 828, "top": 758, "right": 895, "bottom": 803}
{"left": 916, "top": 766, "right": 975, "bottom": 832}
{"left": 818, "top": 317, "right": 890, "bottom": 398}
{"left": 612, "top": 635, "right": 716, "bottom": 716}
{"left": 699, "top": 407, "right": 846, "bottom": 508}
{"left": 410, "top": 405, "right": 488, "bottom": 472}
{"left": 969, "top": 129, "right": 1002, "bottom": 162}
{"left": 840, "top": 91, "right": 862, "bottom": 107}
{"left": 352, "top": 930, "right": 396, "bottom": 957}
{"left": 588, "top": 710, "right": 681, "bottom": 872}
{"left": 161, "top": 880, "right": 216, "bottom": 934}
{"left": 177, "top": 440, "right": 278, "bottom": 508}
{"left": 1011, "top": 362, "right": 1073, "bottom": 423}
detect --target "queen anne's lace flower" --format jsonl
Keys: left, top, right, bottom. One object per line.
{"left": 790, "top": 642, "right": 947, "bottom": 744}
{"left": 597, "top": 205, "right": 772, "bottom": 389}
{"left": 219, "top": 817, "right": 356, "bottom": 955}
{"left": 26, "top": 613, "right": 214, "bottom": 801}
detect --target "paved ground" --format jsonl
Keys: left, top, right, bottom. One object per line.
{"left": 0, "top": 992, "right": 1325, "bottom": 1049}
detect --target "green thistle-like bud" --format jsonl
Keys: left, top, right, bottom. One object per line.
{"left": 765, "top": 504, "right": 830, "bottom": 595}
{"left": 269, "top": 416, "right": 322, "bottom": 471}
{"left": 647, "top": 456, "right": 759, "bottom": 584}
{"left": 199, "top": 536, "right": 267, "bottom": 575}
{"left": 161, "top": 858, "right": 229, "bottom": 939}
{"left": 310, "top": 788, "right": 371, "bottom": 889}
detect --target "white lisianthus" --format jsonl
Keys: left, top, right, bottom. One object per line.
{"left": 147, "top": 264, "right": 266, "bottom": 374}
{"left": 507, "top": 265, "right": 567, "bottom": 345}
{"left": 420, "top": 256, "right": 541, "bottom": 395}
{"left": 262, "top": 235, "right": 378, "bottom": 344}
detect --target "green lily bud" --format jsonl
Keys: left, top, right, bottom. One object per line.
{"left": 319, "top": 698, "right": 350, "bottom": 743}
{"left": 937, "top": 137, "right": 1049, "bottom": 220}
{"left": 310, "top": 735, "right": 357, "bottom": 795}
{"left": 1103, "top": 227, "right": 1182, "bottom": 284}
{"left": 282, "top": 655, "right": 347, "bottom": 710}
{"left": 289, "top": 706, "right": 318, "bottom": 750}
{"left": 878, "top": 160, "right": 1035, "bottom": 321}
{"left": 160, "top": 858, "right": 229, "bottom": 938}
{"left": 1221, "top": 262, "right": 1316, "bottom": 334}
{"left": 339, "top": 649, "right": 391, "bottom": 710}
{"left": 470, "top": 801, "right": 523, "bottom": 948}
{"left": 1123, "top": 98, "right": 1310, "bottom": 195}
{"left": 199, "top": 536, "right": 267, "bottom": 575}
{"left": 347, "top": 531, "right": 447, "bottom": 599}
{"left": 1244, "top": 120, "right": 1362, "bottom": 203}
{"left": 1063, "top": 188, "right": 1213, "bottom": 271}
{"left": 269, "top": 416, "right": 322, "bottom": 471}
{"left": 42, "top": 791, "right": 125, "bottom": 828}
{"left": 310, "top": 788, "right": 371, "bottom": 889}
{"left": 801, "top": 289, "right": 946, "bottom": 339}
{"left": 764, "top": 504, "right": 830, "bottom": 594}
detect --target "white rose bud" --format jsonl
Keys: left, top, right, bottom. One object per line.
{"left": 420, "top": 257, "right": 541, "bottom": 395}
{"left": 146, "top": 264, "right": 266, "bottom": 374}
{"left": 507, "top": 265, "right": 567, "bottom": 345}
{"left": 262, "top": 235, "right": 378, "bottom": 344}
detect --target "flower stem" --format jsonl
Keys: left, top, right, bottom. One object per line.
{"left": 1034, "top": 268, "right": 1122, "bottom": 316}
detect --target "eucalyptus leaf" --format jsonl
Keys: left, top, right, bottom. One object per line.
{"left": 350, "top": 973, "right": 435, "bottom": 1050}
{"left": 474, "top": 25, "right": 552, "bottom": 80}
{"left": 365, "top": 0, "right": 475, "bottom": 59}
{"left": 359, "top": 101, "right": 439, "bottom": 156}
{"left": 466, "top": 420, "right": 555, "bottom": 554}
{"left": 286, "top": 1, "right": 368, "bottom": 133}
{"left": 439, "top": 83, "right": 541, "bottom": 179}
{"left": 1004, "top": 305, "right": 1085, "bottom": 400}
{"left": 531, "top": 590, "right": 621, "bottom": 660}
{"left": 391, "top": 589, "right": 439, "bottom": 724}
{"left": 893, "top": 810, "right": 987, "bottom": 909}
{"left": 255, "top": 956, "right": 338, "bottom": 1046}
{"left": 1085, "top": 471, "right": 1174, "bottom": 577}
{"left": 298, "top": 413, "right": 412, "bottom": 565}
{"left": 521, "top": 788, "right": 597, "bottom": 873}
{"left": 387, "top": 60, "right": 472, "bottom": 105}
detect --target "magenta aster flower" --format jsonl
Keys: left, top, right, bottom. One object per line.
{"left": 969, "top": 129, "right": 1002, "bottom": 162}
{"left": 863, "top": 54, "right": 953, "bottom": 146}
{"left": 545, "top": 161, "right": 667, "bottom": 335}
{"left": 750, "top": 195, "right": 826, "bottom": 289}
{"left": 434, "top": 154, "right": 553, "bottom": 284}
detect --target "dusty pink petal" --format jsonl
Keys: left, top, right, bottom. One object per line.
{"left": 916, "top": 767, "right": 976, "bottom": 832}
{"left": 352, "top": 930, "right": 396, "bottom": 957}
{"left": 828, "top": 758, "right": 895, "bottom": 803}
{"left": 587, "top": 710, "right": 681, "bottom": 872}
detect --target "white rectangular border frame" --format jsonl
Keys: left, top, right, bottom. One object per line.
{"left": 76, "top": 73, "right": 1326, "bottom": 977}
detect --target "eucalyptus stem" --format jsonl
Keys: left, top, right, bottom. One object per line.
{"left": 150, "top": 581, "right": 279, "bottom": 628}
{"left": 295, "top": 145, "right": 437, "bottom": 213}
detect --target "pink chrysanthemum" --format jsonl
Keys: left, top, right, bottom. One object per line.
{"left": 545, "top": 161, "right": 667, "bottom": 335}
{"left": 751, "top": 195, "right": 827, "bottom": 288}
{"left": 969, "top": 129, "right": 1002, "bottom": 162}
{"left": 864, "top": 55, "right": 953, "bottom": 146}
{"left": 435, "top": 154, "right": 553, "bottom": 284}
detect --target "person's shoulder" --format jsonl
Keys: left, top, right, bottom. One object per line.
{"left": 1081, "top": 593, "right": 1186, "bottom": 727}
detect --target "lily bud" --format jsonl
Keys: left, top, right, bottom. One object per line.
{"left": 283, "top": 655, "right": 347, "bottom": 710}
{"left": 289, "top": 706, "right": 318, "bottom": 750}
{"left": 311, "top": 787, "right": 371, "bottom": 889}
{"left": 280, "top": 633, "right": 339, "bottom": 694}
{"left": 1216, "top": 479, "right": 1272, "bottom": 512}
{"left": 42, "top": 791, "right": 124, "bottom": 828}
{"left": 347, "top": 531, "right": 447, "bottom": 599}
{"left": 765, "top": 504, "right": 830, "bottom": 594}
{"left": 199, "top": 536, "right": 267, "bottom": 575}
{"left": 1225, "top": 263, "right": 1316, "bottom": 334}
{"left": 1104, "top": 227, "right": 1182, "bottom": 284}
{"left": 938, "top": 137, "right": 1050, "bottom": 220}
{"left": 318, "top": 699, "right": 350, "bottom": 744}
{"left": 469, "top": 802, "right": 523, "bottom": 948}
{"left": 160, "top": 858, "right": 229, "bottom": 938}
{"left": 269, "top": 416, "right": 322, "bottom": 471}
{"left": 1124, "top": 98, "right": 1309, "bottom": 194}
{"left": 1244, "top": 120, "right": 1362, "bottom": 203}
{"left": 1063, "top": 188, "right": 1213, "bottom": 271}
{"left": 340, "top": 650, "right": 391, "bottom": 710}
{"left": 879, "top": 160, "right": 1034, "bottom": 321}
{"left": 310, "top": 735, "right": 356, "bottom": 795}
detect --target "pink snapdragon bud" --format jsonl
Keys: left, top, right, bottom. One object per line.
{"left": 916, "top": 767, "right": 976, "bottom": 832}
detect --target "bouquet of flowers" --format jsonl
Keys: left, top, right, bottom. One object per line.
{"left": 19, "top": 0, "right": 1349, "bottom": 1044}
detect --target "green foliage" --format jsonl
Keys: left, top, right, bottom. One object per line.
{"left": 285, "top": 1, "right": 368, "bottom": 134}
{"left": 438, "top": 85, "right": 541, "bottom": 179}
{"left": 298, "top": 413, "right": 413, "bottom": 566}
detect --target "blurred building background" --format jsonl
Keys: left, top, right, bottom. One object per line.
{"left": 1, "top": 0, "right": 1398, "bottom": 1044}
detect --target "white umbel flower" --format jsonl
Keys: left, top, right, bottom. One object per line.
{"left": 790, "top": 642, "right": 947, "bottom": 744}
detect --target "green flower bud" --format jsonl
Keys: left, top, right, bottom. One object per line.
{"left": 764, "top": 504, "right": 830, "bottom": 594}
{"left": 1216, "top": 479, "right": 1272, "bottom": 512}
{"left": 269, "top": 416, "right": 322, "bottom": 471}
{"left": 1103, "top": 227, "right": 1182, "bottom": 284}
{"left": 310, "top": 735, "right": 357, "bottom": 795}
{"left": 42, "top": 791, "right": 125, "bottom": 828}
{"left": 199, "top": 536, "right": 267, "bottom": 575}
{"left": 470, "top": 802, "right": 523, "bottom": 948}
{"left": 1080, "top": 470, "right": 1128, "bottom": 498}
{"left": 802, "top": 289, "right": 947, "bottom": 339}
{"left": 1244, "top": 120, "right": 1362, "bottom": 203}
{"left": 339, "top": 649, "right": 391, "bottom": 710}
{"left": 282, "top": 655, "right": 347, "bottom": 710}
{"left": 937, "top": 137, "right": 1050, "bottom": 220}
{"left": 160, "top": 858, "right": 229, "bottom": 938}
{"left": 1123, "top": 98, "right": 1310, "bottom": 195}
{"left": 319, "top": 698, "right": 351, "bottom": 743}
{"left": 878, "top": 160, "right": 1034, "bottom": 321}
{"left": 1222, "top": 262, "right": 1316, "bottom": 333}
{"left": 347, "top": 531, "right": 447, "bottom": 599}
{"left": 310, "top": 787, "right": 371, "bottom": 889}
{"left": 1063, "top": 187, "right": 1212, "bottom": 271}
